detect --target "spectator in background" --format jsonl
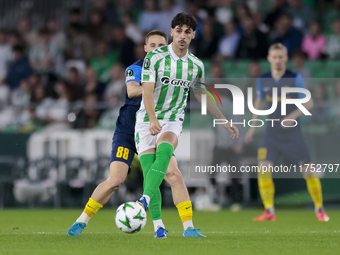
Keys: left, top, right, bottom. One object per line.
{"left": 91, "top": 41, "right": 117, "bottom": 84}
{"left": 292, "top": 51, "right": 311, "bottom": 84}
{"left": 69, "top": 8, "right": 84, "bottom": 30}
{"left": 248, "top": 60, "right": 262, "bottom": 79}
{"left": 0, "top": 30, "right": 13, "bottom": 82}
{"left": 247, "top": 60, "right": 262, "bottom": 100}
{"left": 301, "top": 21, "right": 326, "bottom": 60}
{"left": 193, "top": 18, "right": 219, "bottom": 59}
{"left": 272, "top": 14, "right": 303, "bottom": 57}
{"left": 139, "top": 0, "right": 160, "bottom": 33}
{"left": 158, "top": 0, "right": 184, "bottom": 37}
{"left": 215, "top": 0, "right": 234, "bottom": 25}
{"left": 105, "top": 63, "right": 126, "bottom": 100}
{"left": 187, "top": 1, "right": 203, "bottom": 38}
{"left": 46, "top": 18, "right": 66, "bottom": 51}
{"left": 7, "top": 30, "right": 24, "bottom": 48}
{"left": 17, "top": 17, "right": 38, "bottom": 48}
{"left": 85, "top": 10, "right": 111, "bottom": 42}
{"left": 309, "top": 84, "right": 330, "bottom": 123}
{"left": 97, "top": 93, "right": 121, "bottom": 130}
{"left": 110, "top": 25, "right": 136, "bottom": 67}
{"left": 134, "top": 43, "right": 146, "bottom": 60}
{"left": 325, "top": 18, "right": 340, "bottom": 59}
{"left": 6, "top": 45, "right": 33, "bottom": 90}
{"left": 264, "top": 0, "right": 288, "bottom": 29}
{"left": 286, "top": 0, "right": 316, "bottom": 32}
{"left": 65, "top": 24, "right": 93, "bottom": 63}
{"left": 116, "top": 0, "right": 141, "bottom": 24}
{"left": 330, "top": 81, "right": 340, "bottom": 122}
{"left": 92, "top": 0, "right": 117, "bottom": 25}
{"left": 73, "top": 93, "right": 102, "bottom": 129}
{"left": 236, "top": 17, "right": 268, "bottom": 59}
{"left": 217, "top": 21, "right": 240, "bottom": 60}
{"left": 37, "top": 80, "right": 71, "bottom": 124}
{"left": 66, "top": 67, "right": 84, "bottom": 101}
{"left": 84, "top": 67, "right": 106, "bottom": 101}
{"left": 11, "top": 79, "right": 31, "bottom": 107}
{"left": 29, "top": 28, "right": 64, "bottom": 74}
{"left": 0, "top": 80, "right": 10, "bottom": 108}
{"left": 122, "top": 12, "right": 143, "bottom": 44}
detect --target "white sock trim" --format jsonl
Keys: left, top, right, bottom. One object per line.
{"left": 76, "top": 212, "right": 91, "bottom": 224}
{"left": 153, "top": 219, "right": 165, "bottom": 232}
{"left": 143, "top": 195, "right": 151, "bottom": 205}
{"left": 183, "top": 220, "right": 194, "bottom": 230}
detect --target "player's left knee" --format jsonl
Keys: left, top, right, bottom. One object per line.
{"left": 166, "top": 167, "right": 183, "bottom": 186}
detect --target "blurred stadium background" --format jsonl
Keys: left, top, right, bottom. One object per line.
{"left": 0, "top": 0, "right": 340, "bottom": 211}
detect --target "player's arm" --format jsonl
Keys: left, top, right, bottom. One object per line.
{"left": 143, "top": 81, "right": 161, "bottom": 135}
{"left": 126, "top": 81, "right": 143, "bottom": 98}
{"left": 281, "top": 74, "right": 314, "bottom": 127}
{"left": 192, "top": 86, "right": 239, "bottom": 139}
{"left": 244, "top": 79, "right": 266, "bottom": 144}
{"left": 125, "top": 65, "right": 143, "bottom": 98}
{"left": 141, "top": 54, "right": 161, "bottom": 135}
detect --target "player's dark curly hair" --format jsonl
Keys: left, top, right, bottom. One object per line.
{"left": 171, "top": 12, "right": 197, "bottom": 31}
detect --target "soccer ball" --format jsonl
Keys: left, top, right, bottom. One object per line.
{"left": 115, "top": 202, "right": 147, "bottom": 233}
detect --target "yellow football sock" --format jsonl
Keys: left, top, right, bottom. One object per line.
{"left": 305, "top": 173, "right": 323, "bottom": 208}
{"left": 258, "top": 170, "right": 275, "bottom": 209}
{"left": 176, "top": 200, "right": 193, "bottom": 223}
{"left": 84, "top": 198, "right": 103, "bottom": 217}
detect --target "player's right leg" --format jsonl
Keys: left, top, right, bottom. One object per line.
{"left": 253, "top": 135, "right": 278, "bottom": 221}
{"left": 253, "top": 159, "right": 276, "bottom": 221}
{"left": 68, "top": 141, "right": 135, "bottom": 236}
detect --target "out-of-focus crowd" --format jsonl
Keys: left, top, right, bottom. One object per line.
{"left": 0, "top": 0, "right": 339, "bottom": 132}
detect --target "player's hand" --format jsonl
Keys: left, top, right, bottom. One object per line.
{"left": 149, "top": 119, "right": 162, "bottom": 135}
{"left": 244, "top": 128, "right": 255, "bottom": 144}
{"left": 223, "top": 122, "right": 239, "bottom": 139}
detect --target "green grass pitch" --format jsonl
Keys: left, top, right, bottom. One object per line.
{"left": 0, "top": 209, "right": 339, "bottom": 255}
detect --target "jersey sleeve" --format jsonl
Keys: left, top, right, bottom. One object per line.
{"left": 141, "top": 52, "right": 157, "bottom": 83}
{"left": 125, "top": 65, "right": 142, "bottom": 84}
{"left": 256, "top": 78, "right": 265, "bottom": 100}
{"left": 294, "top": 74, "right": 307, "bottom": 99}
{"left": 200, "top": 63, "right": 205, "bottom": 83}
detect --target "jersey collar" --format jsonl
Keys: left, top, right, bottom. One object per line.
{"left": 169, "top": 43, "right": 188, "bottom": 62}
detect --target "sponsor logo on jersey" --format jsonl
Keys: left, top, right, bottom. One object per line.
{"left": 161, "top": 76, "right": 191, "bottom": 88}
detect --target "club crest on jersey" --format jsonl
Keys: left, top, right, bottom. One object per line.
{"left": 161, "top": 76, "right": 191, "bottom": 88}
{"left": 165, "top": 66, "right": 170, "bottom": 71}
{"left": 188, "top": 68, "right": 193, "bottom": 76}
{"left": 144, "top": 58, "right": 150, "bottom": 69}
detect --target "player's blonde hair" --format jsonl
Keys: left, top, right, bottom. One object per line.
{"left": 268, "top": 43, "right": 288, "bottom": 55}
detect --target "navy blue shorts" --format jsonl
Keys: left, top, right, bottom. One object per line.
{"left": 258, "top": 132, "right": 311, "bottom": 165}
{"left": 110, "top": 134, "right": 137, "bottom": 174}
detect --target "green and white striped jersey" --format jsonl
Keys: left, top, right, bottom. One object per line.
{"left": 137, "top": 43, "right": 205, "bottom": 123}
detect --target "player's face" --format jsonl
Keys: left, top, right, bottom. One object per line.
{"left": 171, "top": 25, "right": 195, "bottom": 51}
{"left": 267, "top": 49, "right": 288, "bottom": 71}
{"left": 144, "top": 35, "right": 167, "bottom": 53}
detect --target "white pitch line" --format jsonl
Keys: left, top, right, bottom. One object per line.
{"left": 1, "top": 230, "right": 338, "bottom": 235}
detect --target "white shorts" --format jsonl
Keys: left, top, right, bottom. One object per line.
{"left": 134, "top": 120, "right": 182, "bottom": 155}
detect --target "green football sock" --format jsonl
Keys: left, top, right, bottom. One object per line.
{"left": 139, "top": 153, "right": 162, "bottom": 220}
{"left": 143, "top": 142, "right": 173, "bottom": 199}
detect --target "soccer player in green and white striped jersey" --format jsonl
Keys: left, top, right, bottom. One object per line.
{"left": 136, "top": 13, "right": 239, "bottom": 237}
